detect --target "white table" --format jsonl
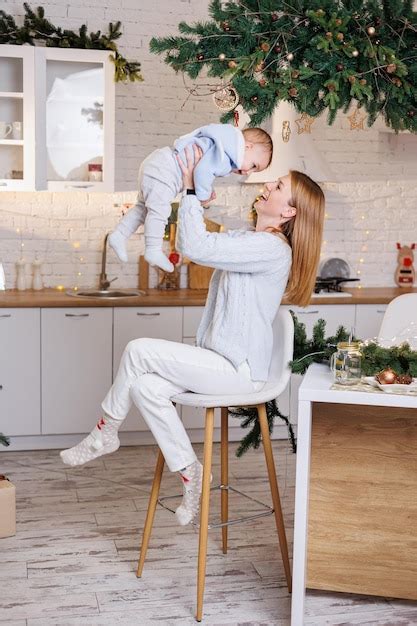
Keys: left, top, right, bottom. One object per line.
{"left": 291, "top": 363, "right": 417, "bottom": 626}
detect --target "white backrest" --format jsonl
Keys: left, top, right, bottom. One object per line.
{"left": 378, "top": 294, "right": 417, "bottom": 341}
{"left": 267, "top": 308, "right": 294, "bottom": 390}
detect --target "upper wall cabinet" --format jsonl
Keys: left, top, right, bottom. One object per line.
{"left": 0, "top": 46, "right": 36, "bottom": 191}
{"left": 0, "top": 45, "right": 115, "bottom": 192}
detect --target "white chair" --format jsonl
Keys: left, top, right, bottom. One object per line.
{"left": 136, "top": 308, "right": 294, "bottom": 622}
{"left": 378, "top": 293, "right": 417, "bottom": 342}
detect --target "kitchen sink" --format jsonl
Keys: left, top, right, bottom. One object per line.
{"left": 66, "top": 288, "right": 145, "bottom": 299}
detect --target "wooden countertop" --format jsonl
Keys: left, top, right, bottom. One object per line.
{"left": 0, "top": 286, "right": 416, "bottom": 308}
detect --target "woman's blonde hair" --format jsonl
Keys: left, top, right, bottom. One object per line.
{"left": 279, "top": 170, "right": 325, "bottom": 307}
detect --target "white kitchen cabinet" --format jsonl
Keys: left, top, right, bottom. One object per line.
{"left": 284, "top": 304, "right": 356, "bottom": 424}
{"left": 113, "top": 307, "right": 183, "bottom": 431}
{"left": 0, "top": 44, "right": 115, "bottom": 192}
{"left": 355, "top": 304, "right": 387, "bottom": 341}
{"left": 0, "top": 45, "right": 36, "bottom": 190}
{"left": 0, "top": 309, "right": 40, "bottom": 436}
{"left": 183, "top": 306, "right": 205, "bottom": 338}
{"left": 41, "top": 308, "right": 112, "bottom": 434}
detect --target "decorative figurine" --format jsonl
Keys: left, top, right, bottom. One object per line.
{"left": 395, "top": 243, "right": 415, "bottom": 287}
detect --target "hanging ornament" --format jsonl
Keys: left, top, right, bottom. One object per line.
{"left": 367, "top": 26, "right": 376, "bottom": 35}
{"left": 260, "top": 42, "right": 270, "bottom": 52}
{"left": 288, "top": 86, "right": 298, "bottom": 97}
{"left": 347, "top": 107, "right": 366, "bottom": 130}
{"left": 360, "top": 78, "right": 367, "bottom": 85}
{"left": 287, "top": 52, "right": 294, "bottom": 61}
{"left": 213, "top": 85, "right": 239, "bottom": 111}
{"left": 228, "top": 60, "right": 237, "bottom": 69}
{"left": 335, "top": 18, "right": 342, "bottom": 26}
{"left": 218, "top": 53, "right": 226, "bottom": 61}
{"left": 291, "top": 70, "right": 300, "bottom": 79}
{"left": 282, "top": 120, "right": 291, "bottom": 143}
{"left": 259, "top": 78, "right": 267, "bottom": 87}
{"left": 326, "top": 31, "right": 333, "bottom": 39}
{"left": 392, "top": 77, "right": 402, "bottom": 87}
{"left": 386, "top": 63, "right": 397, "bottom": 73}
{"left": 351, "top": 49, "right": 359, "bottom": 57}
{"left": 336, "top": 32, "right": 344, "bottom": 41}
{"left": 295, "top": 112, "right": 315, "bottom": 134}
{"left": 348, "top": 75, "right": 356, "bottom": 84}
{"left": 221, "top": 21, "right": 231, "bottom": 32}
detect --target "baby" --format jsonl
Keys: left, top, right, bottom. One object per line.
{"left": 108, "top": 124, "right": 273, "bottom": 272}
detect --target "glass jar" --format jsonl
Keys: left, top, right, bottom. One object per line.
{"left": 330, "top": 341, "right": 362, "bottom": 385}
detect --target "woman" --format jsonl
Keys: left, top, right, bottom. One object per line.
{"left": 61, "top": 145, "right": 325, "bottom": 526}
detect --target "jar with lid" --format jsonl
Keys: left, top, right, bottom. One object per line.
{"left": 88, "top": 163, "right": 102, "bottom": 182}
{"left": 330, "top": 341, "right": 362, "bottom": 385}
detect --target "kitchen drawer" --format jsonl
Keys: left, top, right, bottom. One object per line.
{"left": 183, "top": 306, "right": 205, "bottom": 338}
{"left": 355, "top": 304, "right": 387, "bottom": 341}
{"left": 113, "top": 307, "right": 183, "bottom": 431}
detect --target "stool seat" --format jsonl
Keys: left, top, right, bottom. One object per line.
{"left": 136, "top": 308, "right": 294, "bottom": 622}
{"left": 173, "top": 381, "right": 288, "bottom": 408}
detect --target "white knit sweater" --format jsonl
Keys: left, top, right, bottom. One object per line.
{"left": 177, "top": 195, "right": 292, "bottom": 382}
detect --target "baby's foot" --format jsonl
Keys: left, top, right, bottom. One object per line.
{"left": 60, "top": 416, "right": 120, "bottom": 467}
{"left": 175, "top": 460, "right": 204, "bottom": 526}
{"left": 145, "top": 249, "right": 174, "bottom": 273}
{"left": 108, "top": 230, "right": 128, "bottom": 263}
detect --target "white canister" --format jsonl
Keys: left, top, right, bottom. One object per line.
{"left": 32, "top": 259, "right": 43, "bottom": 290}
{"left": 15, "top": 259, "right": 26, "bottom": 291}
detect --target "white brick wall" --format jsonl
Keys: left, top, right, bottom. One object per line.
{"left": 1, "top": 0, "right": 417, "bottom": 290}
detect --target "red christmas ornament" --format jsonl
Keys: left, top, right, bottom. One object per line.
{"left": 169, "top": 251, "right": 180, "bottom": 265}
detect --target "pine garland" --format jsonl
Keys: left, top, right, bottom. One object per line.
{"left": 230, "top": 400, "right": 297, "bottom": 457}
{"left": 0, "top": 3, "right": 143, "bottom": 83}
{"left": 0, "top": 433, "right": 10, "bottom": 447}
{"left": 150, "top": 0, "right": 417, "bottom": 131}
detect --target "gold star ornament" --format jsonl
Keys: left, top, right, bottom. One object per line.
{"left": 347, "top": 107, "right": 366, "bottom": 130}
{"left": 295, "top": 112, "right": 315, "bottom": 134}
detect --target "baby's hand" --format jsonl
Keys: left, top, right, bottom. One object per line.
{"left": 201, "top": 191, "right": 217, "bottom": 207}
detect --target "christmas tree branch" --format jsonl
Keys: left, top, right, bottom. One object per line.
{"left": 0, "top": 4, "right": 143, "bottom": 83}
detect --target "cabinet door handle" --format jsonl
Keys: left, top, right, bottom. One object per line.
{"left": 64, "top": 184, "right": 94, "bottom": 189}
{"left": 0, "top": 314, "right": 11, "bottom": 318}
{"left": 298, "top": 310, "right": 319, "bottom": 315}
{"left": 136, "top": 312, "right": 160, "bottom": 317}
{"left": 65, "top": 313, "right": 90, "bottom": 318}
{"left": 0, "top": 385, "right": 3, "bottom": 390}
{"left": 376, "top": 309, "right": 386, "bottom": 314}
{"left": 0, "top": 183, "right": 8, "bottom": 187}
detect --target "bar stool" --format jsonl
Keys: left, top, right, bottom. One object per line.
{"left": 136, "top": 308, "right": 294, "bottom": 621}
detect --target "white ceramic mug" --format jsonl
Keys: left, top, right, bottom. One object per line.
{"left": 0, "top": 122, "right": 12, "bottom": 139}
{"left": 11, "top": 121, "right": 23, "bottom": 140}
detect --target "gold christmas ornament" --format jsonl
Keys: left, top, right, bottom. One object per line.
{"left": 295, "top": 112, "right": 315, "bottom": 134}
{"left": 351, "top": 49, "right": 359, "bottom": 57}
{"left": 282, "top": 120, "right": 291, "bottom": 143}
{"left": 347, "top": 107, "right": 366, "bottom": 130}
{"left": 367, "top": 26, "right": 376, "bottom": 35}
{"left": 287, "top": 52, "right": 294, "bottom": 61}
{"left": 386, "top": 63, "right": 397, "bottom": 73}
{"left": 228, "top": 60, "right": 237, "bottom": 69}
{"left": 212, "top": 85, "right": 239, "bottom": 111}
{"left": 218, "top": 53, "right": 226, "bottom": 61}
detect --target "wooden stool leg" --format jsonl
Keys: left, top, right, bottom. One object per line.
{"left": 220, "top": 407, "right": 229, "bottom": 554}
{"left": 196, "top": 407, "right": 215, "bottom": 622}
{"left": 257, "top": 403, "right": 292, "bottom": 593}
{"left": 136, "top": 449, "right": 165, "bottom": 578}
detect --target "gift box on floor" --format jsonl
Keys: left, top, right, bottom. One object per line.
{"left": 0, "top": 475, "right": 16, "bottom": 538}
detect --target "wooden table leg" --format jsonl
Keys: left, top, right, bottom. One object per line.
{"left": 220, "top": 407, "right": 229, "bottom": 554}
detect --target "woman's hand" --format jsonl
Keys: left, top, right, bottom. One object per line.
{"left": 176, "top": 144, "right": 203, "bottom": 190}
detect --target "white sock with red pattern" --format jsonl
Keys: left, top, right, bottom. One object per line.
{"left": 175, "top": 460, "right": 204, "bottom": 526}
{"left": 60, "top": 415, "right": 121, "bottom": 467}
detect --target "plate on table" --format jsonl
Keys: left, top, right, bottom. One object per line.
{"left": 363, "top": 376, "right": 417, "bottom": 394}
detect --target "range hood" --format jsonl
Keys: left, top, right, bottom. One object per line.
{"left": 240, "top": 102, "right": 334, "bottom": 183}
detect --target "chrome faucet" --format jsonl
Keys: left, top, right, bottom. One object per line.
{"left": 99, "top": 233, "right": 117, "bottom": 291}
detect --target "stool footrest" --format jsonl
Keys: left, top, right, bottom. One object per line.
{"left": 157, "top": 484, "right": 273, "bottom": 530}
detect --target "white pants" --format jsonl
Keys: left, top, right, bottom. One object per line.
{"left": 101, "top": 338, "right": 263, "bottom": 472}
{"left": 116, "top": 147, "right": 182, "bottom": 250}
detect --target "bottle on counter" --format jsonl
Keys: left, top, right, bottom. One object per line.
{"left": 15, "top": 259, "right": 26, "bottom": 291}
{"left": 32, "top": 258, "right": 43, "bottom": 291}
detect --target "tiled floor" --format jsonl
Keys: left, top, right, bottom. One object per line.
{"left": 1, "top": 441, "right": 416, "bottom": 625}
